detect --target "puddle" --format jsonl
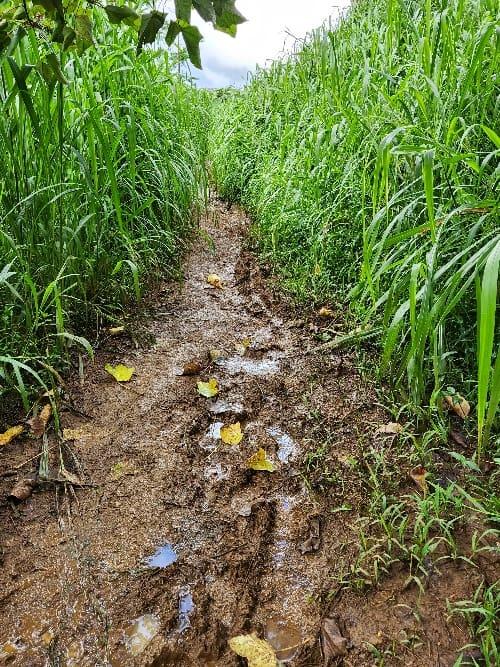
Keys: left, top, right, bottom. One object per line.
{"left": 265, "top": 616, "right": 303, "bottom": 662}
{"left": 178, "top": 587, "right": 194, "bottom": 633}
{"left": 204, "top": 463, "right": 229, "bottom": 481}
{"left": 146, "top": 543, "right": 177, "bottom": 568}
{"left": 267, "top": 427, "right": 297, "bottom": 463}
{"left": 124, "top": 614, "right": 161, "bottom": 656}
{"left": 215, "top": 353, "right": 280, "bottom": 377}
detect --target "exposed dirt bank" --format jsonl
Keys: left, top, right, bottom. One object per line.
{"left": 0, "top": 201, "right": 492, "bottom": 666}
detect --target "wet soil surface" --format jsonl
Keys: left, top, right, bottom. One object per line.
{"left": 0, "top": 202, "right": 490, "bottom": 665}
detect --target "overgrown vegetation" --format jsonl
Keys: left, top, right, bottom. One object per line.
{"left": 211, "top": 0, "right": 500, "bottom": 455}
{"left": 0, "top": 18, "right": 208, "bottom": 407}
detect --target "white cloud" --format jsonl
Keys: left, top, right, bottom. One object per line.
{"left": 178, "top": 0, "right": 351, "bottom": 88}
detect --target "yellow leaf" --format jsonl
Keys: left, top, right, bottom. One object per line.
{"left": 229, "top": 633, "right": 277, "bottom": 667}
{"left": 62, "top": 428, "right": 87, "bottom": 441}
{"left": 110, "top": 460, "right": 137, "bottom": 480}
{"left": 313, "top": 263, "right": 322, "bottom": 276}
{"left": 246, "top": 448, "right": 275, "bottom": 472}
{"left": 318, "top": 306, "right": 334, "bottom": 317}
{"left": 235, "top": 338, "right": 251, "bottom": 356}
{"left": 197, "top": 378, "right": 219, "bottom": 398}
{"left": 0, "top": 425, "right": 24, "bottom": 447}
{"left": 105, "top": 363, "right": 135, "bottom": 382}
{"left": 375, "top": 422, "right": 403, "bottom": 435}
{"left": 209, "top": 349, "right": 223, "bottom": 362}
{"left": 108, "top": 326, "right": 125, "bottom": 336}
{"left": 207, "top": 274, "right": 223, "bottom": 288}
{"left": 444, "top": 394, "right": 470, "bottom": 419}
{"left": 221, "top": 422, "right": 243, "bottom": 445}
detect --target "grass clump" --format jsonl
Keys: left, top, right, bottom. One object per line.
{"left": 210, "top": 0, "right": 500, "bottom": 452}
{"left": 0, "top": 25, "right": 208, "bottom": 407}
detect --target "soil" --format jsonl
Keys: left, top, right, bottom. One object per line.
{"left": 0, "top": 201, "right": 493, "bottom": 666}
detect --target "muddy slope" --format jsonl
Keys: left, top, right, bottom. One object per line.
{"left": 0, "top": 201, "right": 481, "bottom": 666}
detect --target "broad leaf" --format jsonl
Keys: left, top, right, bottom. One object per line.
{"left": 137, "top": 10, "right": 166, "bottom": 54}
{"left": 105, "top": 5, "right": 140, "bottom": 27}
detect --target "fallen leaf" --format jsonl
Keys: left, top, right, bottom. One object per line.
{"left": 246, "top": 448, "right": 275, "bottom": 472}
{"left": 209, "top": 349, "right": 223, "bottom": 362}
{"left": 197, "top": 378, "right": 219, "bottom": 398}
{"left": 62, "top": 427, "right": 87, "bottom": 441}
{"left": 444, "top": 394, "right": 470, "bottom": 419}
{"left": 299, "top": 516, "right": 321, "bottom": 554}
{"left": 228, "top": 633, "right": 277, "bottom": 667}
{"left": 8, "top": 476, "right": 37, "bottom": 503}
{"left": 27, "top": 404, "right": 52, "bottom": 437}
{"left": 108, "top": 326, "right": 125, "bottom": 336}
{"left": 59, "top": 467, "right": 83, "bottom": 486}
{"left": 178, "top": 361, "right": 202, "bottom": 376}
{"left": 318, "top": 306, "right": 334, "bottom": 317}
{"left": 110, "top": 460, "right": 137, "bottom": 480}
{"left": 375, "top": 422, "right": 403, "bottom": 435}
{"left": 450, "top": 429, "right": 467, "bottom": 448}
{"left": 314, "top": 263, "right": 322, "bottom": 276}
{"left": 410, "top": 465, "right": 428, "bottom": 496}
{"left": 207, "top": 273, "right": 223, "bottom": 289}
{"left": 0, "top": 425, "right": 24, "bottom": 447}
{"left": 221, "top": 422, "right": 243, "bottom": 445}
{"left": 321, "top": 617, "right": 348, "bottom": 663}
{"left": 235, "top": 338, "right": 251, "bottom": 356}
{"left": 105, "top": 363, "right": 135, "bottom": 382}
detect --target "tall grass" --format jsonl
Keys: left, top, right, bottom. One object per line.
{"left": 211, "top": 0, "right": 500, "bottom": 453}
{"left": 0, "top": 21, "right": 208, "bottom": 408}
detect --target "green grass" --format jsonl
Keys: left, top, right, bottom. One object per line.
{"left": 210, "top": 0, "right": 500, "bottom": 454}
{"left": 0, "top": 22, "right": 209, "bottom": 408}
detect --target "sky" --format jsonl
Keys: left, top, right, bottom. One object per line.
{"left": 172, "top": 1, "right": 351, "bottom": 88}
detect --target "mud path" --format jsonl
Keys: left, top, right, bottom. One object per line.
{"left": 0, "top": 202, "right": 479, "bottom": 666}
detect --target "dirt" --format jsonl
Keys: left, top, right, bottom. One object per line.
{"left": 0, "top": 201, "right": 491, "bottom": 666}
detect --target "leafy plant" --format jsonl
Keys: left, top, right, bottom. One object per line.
{"left": 0, "top": 0, "right": 246, "bottom": 69}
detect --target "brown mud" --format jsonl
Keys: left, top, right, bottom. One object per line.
{"left": 0, "top": 201, "right": 491, "bottom": 665}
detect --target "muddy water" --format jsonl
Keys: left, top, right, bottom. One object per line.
{"left": 0, "top": 201, "right": 469, "bottom": 666}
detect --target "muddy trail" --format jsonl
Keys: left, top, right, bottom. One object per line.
{"left": 0, "top": 202, "right": 485, "bottom": 666}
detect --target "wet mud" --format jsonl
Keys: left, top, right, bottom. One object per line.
{"left": 0, "top": 201, "right": 489, "bottom": 665}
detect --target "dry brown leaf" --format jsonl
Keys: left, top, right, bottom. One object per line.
{"left": 299, "top": 516, "right": 321, "bottom": 554}
{"left": 450, "top": 429, "right": 467, "bottom": 447}
{"left": 59, "top": 468, "right": 83, "bottom": 486}
{"left": 178, "top": 361, "right": 203, "bottom": 376}
{"left": 207, "top": 274, "right": 223, "bottom": 289}
{"left": 0, "top": 425, "right": 24, "bottom": 447}
{"left": 8, "top": 476, "right": 37, "bottom": 503}
{"left": 410, "top": 465, "right": 428, "bottom": 496}
{"left": 318, "top": 306, "right": 334, "bottom": 318}
{"left": 27, "top": 404, "right": 52, "bottom": 438}
{"left": 228, "top": 633, "right": 277, "bottom": 667}
{"left": 321, "top": 617, "right": 348, "bottom": 664}
{"left": 444, "top": 394, "right": 470, "bottom": 419}
{"left": 375, "top": 422, "right": 403, "bottom": 435}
